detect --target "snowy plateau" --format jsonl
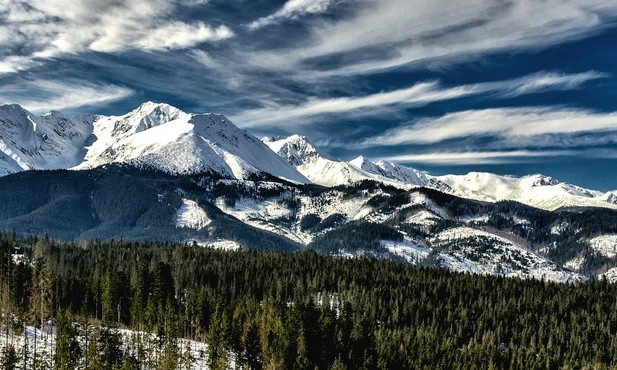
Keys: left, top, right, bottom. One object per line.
{"left": 1, "top": 102, "right": 617, "bottom": 282}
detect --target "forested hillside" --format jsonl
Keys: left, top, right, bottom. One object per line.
{"left": 1, "top": 235, "right": 617, "bottom": 369}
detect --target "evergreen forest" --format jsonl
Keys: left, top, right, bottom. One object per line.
{"left": 1, "top": 234, "right": 617, "bottom": 369}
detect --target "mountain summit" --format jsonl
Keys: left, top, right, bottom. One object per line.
{"left": 1, "top": 102, "right": 617, "bottom": 211}
{"left": 0, "top": 102, "right": 308, "bottom": 183}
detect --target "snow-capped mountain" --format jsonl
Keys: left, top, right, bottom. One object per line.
{"left": 2, "top": 102, "right": 617, "bottom": 212}
{"left": 262, "top": 135, "right": 447, "bottom": 189}
{"left": 264, "top": 135, "right": 616, "bottom": 211}
{"left": 437, "top": 172, "right": 617, "bottom": 211}
{"left": 348, "top": 155, "right": 452, "bottom": 192}
{"left": 263, "top": 134, "right": 390, "bottom": 187}
{"left": 0, "top": 102, "right": 308, "bottom": 183}
{"left": 0, "top": 104, "right": 93, "bottom": 176}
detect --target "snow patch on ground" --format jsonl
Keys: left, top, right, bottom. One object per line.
{"left": 197, "top": 239, "right": 242, "bottom": 251}
{"left": 563, "top": 256, "right": 585, "bottom": 271}
{"left": 382, "top": 238, "right": 430, "bottom": 264}
{"left": 403, "top": 209, "right": 441, "bottom": 226}
{"left": 459, "top": 214, "right": 490, "bottom": 224}
{"left": 588, "top": 235, "right": 617, "bottom": 258}
{"left": 0, "top": 324, "right": 212, "bottom": 369}
{"left": 432, "top": 227, "right": 585, "bottom": 283}
{"left": 176, "top": 199, "right": 211, "bottom": 230}
{"left": 215, "top": 196, "right": 306, "bottom": 244}
{"left": 598, "top": 267, "right": 617, "bottom": 282}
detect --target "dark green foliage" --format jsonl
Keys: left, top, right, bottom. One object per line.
{"left": 2, "top": 234, "right": 617, "bottom": 369}
{"left": 309, "top": 222, "right": 403, "bottom": 253}
{"left": 300, "top": 213, "right": 322, "bottom": 231}
{"left": 1, "top": 344, "right": 18, "bottom": 370}
{"left": 0, "top": 167, "right": 300, "bottom": 250}
{"left": 54, "top": 309, "right": 81, "bottom": 369}
{"left": 314, "top": 213, "right": 347, "bottom": 232}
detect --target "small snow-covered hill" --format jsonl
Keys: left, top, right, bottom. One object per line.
{"left": 431, "top": 227, "right": 585, "bottom": 282}
{"left": 438, "top": 172, "right": 616, "bottom": 211}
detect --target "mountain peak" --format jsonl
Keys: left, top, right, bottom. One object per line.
{"left": 0, "top": 103, "right": 32, "bottom": 118}
{"left": 348, "top": 155, "right": 368, "bottom": 168}
{"left": 524, "top": 174, "right": 559, "bottom": 187}
{"left": 113, "top": 102, "right": 188, "bottom": 136}
{"left": 263, "top": 134, "right": 328, "bottom": 166}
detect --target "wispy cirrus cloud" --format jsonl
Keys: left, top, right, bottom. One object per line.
{"left": 0, "top": 0, "right": 233, "bottom": 74}
{"left": 234, "top": 70, "right": 607, "bottom": 127}
{"left": 0, "top": 78, "right": 134, "bottom": 114}
{"left": 380, "top": 148, "right": 617, "bottom": 165}
{"left": 364, "top": 107, "right": 617, "bottom": 147}
{"left": 135, "top": 22, "right": 233, "bottom": 51}
{"left": 248, "top": 0, "right": 617, "bottom": 78}
{"left": 248, "top": 0, "right": 335, "bottom": 30}
{"left": 380, "top": 150, "right": 577, "bottom": 165}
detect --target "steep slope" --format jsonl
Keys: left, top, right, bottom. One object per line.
{"left": 77, "top": 102, "right": 309, "bottom": 182}
{"left": 263, "top": 135, "right": 381, "bottom": 186}
{"left": 0, "top": 166, "right": 300, "bottom": 250}
{"left": 438, "top": 172, "right": 616, "bottom": 211}
{"left": 0, "top": 104, "right": 93, "bottom": 175}
{"left": 264, "top": 135, "right": 430, "bottom": 188}
{"left": 0, "top": 103, "right": 308, "bottom": 183}
{"left": 348, "top": 155, "right": 452, "bottom": 192}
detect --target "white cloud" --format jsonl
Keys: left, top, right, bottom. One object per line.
{"left": 0, "top": 55, "right": 40, "bottom": 74}
{"left": 234, "top": 70, "right": 606, "bottom": 127}
{"left": 366, "top": 107, "right": 617, "bottom": 147}
{"left": 380, "top": 150, "right": 575, "bottom": 165}
{"left": 248, "top": 0, "right": 334, "bottom": 30}
{"left": 248, "top": 0, "right": 617, "bottom": 78}
{"left": 0, "top": 79, "right": 134, "bottom": 114}
{"left": 0, "top": 0, "right": 233, "bottom": 74}
{"left": 136, "top": 22, "right": 233, "bottom": 51}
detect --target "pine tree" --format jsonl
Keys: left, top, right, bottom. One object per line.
{"left": 54, "top": 308, "right": 81, "bottom": 369}
{"left": 1, "top": 344, "right": 18, "bottom": 370}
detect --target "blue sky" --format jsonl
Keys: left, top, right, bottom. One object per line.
{"left": 1, "top": 0, "right": 617, "bottom": 190}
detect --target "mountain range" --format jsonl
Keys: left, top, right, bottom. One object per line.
{"left": 1, "top": 102, "right": 617, "bottom": 282}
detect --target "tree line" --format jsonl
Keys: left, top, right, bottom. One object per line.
{"left": 1, "top": 233, "right": 617, "bottom": 369}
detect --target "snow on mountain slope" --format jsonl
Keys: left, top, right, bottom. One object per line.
{"left": 0, "top": 104, "right": 93, "bottom": 175}
{"left": 599, "top": 267, "right": 617, "bottom": 282}
{"left": 600, "top": 191, "right": 617, "bottom": 204}
{"left": 263, "top": 134, "right": 332, "bottom": 166}
{"left": 78, "top": 102, "right": 309, "bottom": 183}
{"left": 176, "top": 199, "right": 211, "bottom": 230}
{"left": 3, "top": 102, "right": 617, "bottom": 212}
{"left": 263, "top": 135, "right": 384, "bottom": 186}
{"left": 0, "top": 102, "right": 308, "bottom": 183}
{"left": 431, "top": 227, "right": 586, "bottom": 282}
{"left": 438, "top": 172, "right": 617, "bottom": 211}
{"left": 264, "top": 135, "right": 423, "bottom": 188}
{"left": 348, "top": 156, "right": 451, "bottom": 191}
{"left": 588, "top": 235, "right": 617, "bottom": 258}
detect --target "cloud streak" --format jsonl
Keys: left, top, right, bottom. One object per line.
{"left": 366, "top": 107, "right": 617, "bottom": 147}
{"left": 234, "top": 70, "right": 606, "bottom": 127}
{"left": 248, "top": 0, "right": 617, "bottom": 78}
{"left": 0, "top": 79, "right": 134, "bottom": 114}
{"left": 248, "top": 0, "right": 335, "bottom": 30}
{"left": 380, "top": 150, "right": 576, "bottom": 165}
